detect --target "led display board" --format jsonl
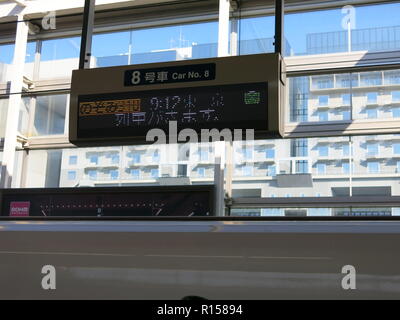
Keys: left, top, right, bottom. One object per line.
{"left": 0, "top": 186, "right": 213, "bottom": 217}
{"left": 69, "top": 53, "right": 285, "bottom": 145}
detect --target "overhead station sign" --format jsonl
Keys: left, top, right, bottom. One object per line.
{"left": 69, "top": 53, "right": 285, "bottom": 145}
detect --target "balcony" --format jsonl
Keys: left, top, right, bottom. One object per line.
{"left": 127, "top": 159, "right": 158, "bottom": 167}
{"left": 240, "top": 155, "right": 275, "bottom": 163}
{"left": 314, "top": 155, "right": 336, "bottom": 161}
{"left": 196, "top": 156, "right": 214, "bottom": 164}
{"left": 310, "top": 73, "right": 400, "bottom": 93}
{"left": 315, "top": 104, "right": 330, "bottom": 110}
{"left": 364, "top": 135, "right": 379, "bottom": 141}
{"left": 365, "top": 152, "right": 386, "bottom": 159}
{"left": 85, "top": 159, "right": 121, "bottom": 169}
{"left": 365, "top": 101, "right": 379, "bottom": 107}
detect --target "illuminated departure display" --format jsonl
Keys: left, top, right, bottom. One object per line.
{"left": 79, "top": 98, "right": 141, "bottom": 116}
{"left": 77, "top": 82, "right": 268, "bottom": 139}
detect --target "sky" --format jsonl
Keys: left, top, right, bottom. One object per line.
{"left": 0, "top": 1, "right": 399, "bottom": 63}
{"left": 243, "top": 1, "right": 400, "bottom": 54}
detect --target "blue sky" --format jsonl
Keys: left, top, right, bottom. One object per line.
{"left": 242, "top": 2, "right": 400, "bottom": 54}
{"left": 0, "top": 1, "right": 399, "bottom": 63}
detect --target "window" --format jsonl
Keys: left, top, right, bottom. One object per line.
{"left": 309, "top": 208, "right": 330, "bottom": 216}
{"left": 367, "top": 162, "right": 379, "bottom": 173}
{"left": 342, "top": 162, "right": 350, "bottom": 174}
{"left": 69, "top": 155, "right": 77, "bottom": 165}
{"left": 178, "top": 164, "right": 187, "bottom": 177}
{"left": 266, "top": 148, "right": 275, "bottom": 159}
{"left": 318, "top": 95, "right": 329, "bottom": 106}
{"left": 238, "top": 16, "right": 276, "bottom": 56}
{"left": 392, "top": 107, "right": 400, "bottom": 118}
{"left": 242, "top": 166, "right": 253, "bottom": 176}
{"left": 291, "top": 139, "right": 308, "bottom": 157}
{"left": 244, "top": 148, "right": 253, "bottom": 160}
{"left": 367, "top": 143, "right": 379, "bottom": 156}
{"left": 133, "top": 21, "right": 218, "bottom": 62}
{"left": 342, "top": 110, "right": 351, "bottom": 120}
{"left": 110, "top": 170, "right": 119, "bottom": 180}
{"left": 342, "top": 94, "right": 351, "bottom": 106}
{"left": 313, "top": 76, "right": 333, "bottom": 89}
{"left": 318, "top": 145, "right": 329, "bottom": 157}
{"left": 318, "top": 111, "right": 328, "bottom": 121}
{"left": 288, "top": 76, "right": 308, "bottom": 122}
{"left": 132, "top": 153, "right": 141, "bottom": 163}
{"left": 39, "top": 37, "right": 81, "bottom": 79}
{"left": 19, "top": 97, "right": 30, "bottom": 136}
{"left": 393, "top": 143, "right": 400, "bottom": 155}
{"left": 111, "top": 154, "right": 119, "bottom": 164}
{"left": 0, "top": 43, "right": 14, "bottom": 64}
{"left": 261, "top": 208, "right": 281, "bottom": 216}
{"left": 92, "top": 31, "right": 130, "bottom": 67}
{"left": 295, "top": 160, "right": 308, "bottom": 174}
{"left": 151, "top": 169, "right": 159, "bottom": 179}
{"left": 316, "top": 163, "right": 326, "bottom": 174}
{"left": 285, "top": 2, "right": 400, "bottom": 56}
{"left": 7, "top": 0, "right": 400, "bottom": 212}
{"left": 267, "top": 165, "right": 276, "bottom": 176}
{"left": 366, "top": 92, "right": 378, "bottom": 104}
{"left": 197, "top": 167, "right": 205, "bottom": 177}
{"left": 385, "top": 70, "right": 400, "bottom": 85}
{"left": 131, "top": 169, "right": 140, "bottom": 179}
{"left": 337, "top": 75, "right": 358, "bottom": 88}
{"left": 33, "top": 95, "right": 67, "bottom": 135}
{"left": 89, "top": 155, "right": 98, "bottom": 165}
{"left": 152, "top": 151, "right": 160, "bottom": 162}
{"left": 88, "top": 170, "right": 97, "bottom": 180}
{"left": 24, "top": 41, "right": 36, "bottom": 80}
{"left": 361, "top": 73, "right": 382, "bottom": 87}
{"left": 67, "top": 171, "right": 76, "bottom": 180}
{"left": 200, "top": 149, "right": 209, "bottom": 161}
{"left": 397, "top": 161, "right": 400, "bottom": 173}
{"left": 366, "top": 108, "right": 378, "bottom": 119}
{"left": 392, "top": 91, "right": 400, "bottom": 102}
{"left": 342, "top": 144, "right": 350, "bottom": 156}
{"left": 0, "top": 43, "right": 15, "bottom": 83}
